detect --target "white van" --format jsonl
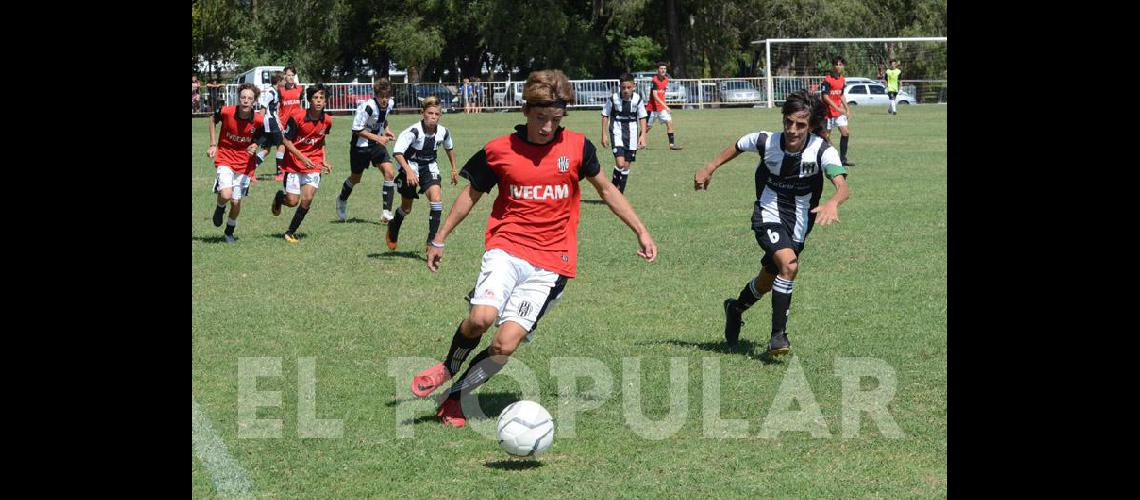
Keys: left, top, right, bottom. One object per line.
{"left": 232, "top": 66, "right": 300, "bottom": 94}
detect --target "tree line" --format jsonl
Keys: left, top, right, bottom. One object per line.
{"left": 192, "top": 0, "right": 946, "bottom": 83}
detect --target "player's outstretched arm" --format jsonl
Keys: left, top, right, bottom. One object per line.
{"left": 586, "top": 173, "right": 657, "bottom": 262}
{"left": 811, "top": 171, "right": 850, "bottom": 226}
{"left": 427, "top": 185, "right": 485, "bottom": 272}
{"left": 207, "top": 111, "right": 219, "bottom": 158}
{"left": 281, "top": 137, "right": 311, "bottom": 169}
{"left": 693, "top": 144, "right": 743, "bottom": 190}
{"left": 446, "top": 148, "right": 458, "bottom": 185}
{"left": 600, "top": 116, "right": 610, "bottom": 148}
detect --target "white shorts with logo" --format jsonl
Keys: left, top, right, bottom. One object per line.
{"left": 827, "top": 115, "right": 849, "bottom": 129}
{"left": 284, "top": 172, "right": 321, "bottom": 194}
{"left": 214, "top": 166, "right": 251, "bottom": 200}
{"left": 648, "top": 110, "right": 672, "bottom": 126}
{"left": 468, "top": 248, "right": 567, "bottom": 336}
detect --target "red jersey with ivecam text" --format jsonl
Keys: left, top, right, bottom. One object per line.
{"left": 822, "top": 73, "right": 846, "bottom": 117}
{"left": 645, "top": 74, "right": 669, "bottom": 112}
{"left": 281, "top": 110, "right": 332, "bottom": 174}
{"left": 459, "top": 126, "right": 602, "bottom": 278}
{"left": 278, "top": 84, "right": 305, "bottom": 120}
{"left": 213, "top": 105, "right": 264, "bottom": 175}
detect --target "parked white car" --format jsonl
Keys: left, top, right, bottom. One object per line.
{"left": 844, "top": 81, "right": 914, "bottom": 106}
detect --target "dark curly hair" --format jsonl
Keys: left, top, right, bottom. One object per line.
{"left": 782, "top": 89, "right": 828, "bottom": 136}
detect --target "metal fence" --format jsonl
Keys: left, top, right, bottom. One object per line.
{"left": 193, "top": 77, "right": 947, "bottom": 115}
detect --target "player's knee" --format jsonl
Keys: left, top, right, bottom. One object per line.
{"left": 778, "top": 260, "right": 799, "bottom": 279}
{"left": 218, "top": 192, "right": 232, "bottom": 202}
{"left": 467, "top": 311, "right": 496, "bottom": 333}
{"left": 490, "top": 337, "right": 519, "bottom": 357}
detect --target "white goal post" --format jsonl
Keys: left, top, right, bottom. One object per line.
{"left": 751, "top": 37, "right": 948, "bottom": 108}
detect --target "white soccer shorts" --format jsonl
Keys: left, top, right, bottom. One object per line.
{"left": 648, "top": 110, "right": 672, "bottom": 126}
{"left": 284, "top": 172, "right": 321, "bottom": 194}
{"left": 468, "top": 248, "right": 565, "bottom": 334}
{"left": 214, "top": 166, "right": 251, "bottom": 200}
{"left": 827, "top": 115, "right": 849, "bottom": 129}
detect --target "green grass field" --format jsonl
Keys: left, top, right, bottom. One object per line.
{"left": 193, "top": 104, "right": 946, "bottom": 497}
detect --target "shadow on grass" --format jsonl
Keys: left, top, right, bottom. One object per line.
{"left": 340, "top": 217, "right": 383, "bottom": 226}
{"left": 391, "top": 391, "right": 522, "bottom": 426}
{"left": 266, "top": 232, "right": 308, "bottom": 240}
{"left": 368, "top": 251, "right": 427, "bottom": 262}
{"left": 581, "top": 199, "right": 606, "bottom": 205}
{"left": 484, "top": 459, "right": 544, "bottom": 470}
{"left": 191, "top": 235, "right": 229, "bottom": 244}
{"left": 638, "top": 339, "right": 785, "bottom": 365}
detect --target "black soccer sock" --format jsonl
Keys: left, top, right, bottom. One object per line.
{"left": 611, "top": 167, "right": 628, "bottom": 193}
{"left": 224, "top": 218, "right": 237, "bottom": 236}
{"left": 446, "top": 347, "right": 507, "bottom": 400}
{"left": 274, "top": 190, "right": 286, "bottom": 206}
{"left": 275, "top": 153, "right": 284, "bottom": 174}
{"left": 840, "top": 135, "right": 849, "bottom": 162}
{"left": 427, "top": 202, "right": 443, "bottom": 244}
{"left": 444, "top": 325, "right": 482, "bottom": 375}
{"left": 388, "top": 206, "right": 407, "bottom": 241}
{"left": 382, "top": 181, "right": 395, "bottom": 212}
{"left": 771, "top": 277, "right": 794, "bottom": 335}
{"left": 213, "top": 203, "right": 226, "bottom": 219}
{"left": 668, "top": 132, "right": 676, "bottom": 145}
{"left": 287, "top": 205, "right": 309, "bottom": 234}
{"left": 735, "top": 275, "right": 767, "bottom": 310}
{"left": 339, "top": 178, "right": 355, "bottom": 201}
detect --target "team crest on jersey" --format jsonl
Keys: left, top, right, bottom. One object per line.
{"left": 557, "top": 155, "right": 570, "bottom": 173}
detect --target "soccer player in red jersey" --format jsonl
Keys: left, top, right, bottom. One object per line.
{"left": 206, "top": 83, "right": 264, "bottom": 244}
{"left": 820, "top": 56, "right": 855, "bottom": 166}
{"left": 273, "top": 66, "right": 306, "bottom": 181}
{"left": 271, "top": 84, "right": 332, "bottom": 244}
{"left": 644, "top": 62, "right": 682, "bottom": 150}
{"left": 408, "top": 70, "right": 658, "bottom": 427}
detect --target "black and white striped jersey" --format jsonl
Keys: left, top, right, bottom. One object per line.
{"left": 393, "top": 121, "right": 453, "bottom": 173}
{"left": 737, "top": 131, "right": 844, "bottom": 243}
{"left": 601, "top": 92, "right": 647, "bottom": 150}
{"left": 258, "top": 86, "right": 280, "bottom": 119}
{"left": 350, "top": 97, "right": 395, "bottom": 148}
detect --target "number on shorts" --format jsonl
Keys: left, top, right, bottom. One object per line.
{"left": 767, "top": 229, "right": 780, "bottom": 244}
{"left": 476, "top": 271, "right": 492, "bottom": 288}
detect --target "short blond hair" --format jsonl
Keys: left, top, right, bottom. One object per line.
{"left": 422, "top": 95, "right": 441, "bottom": 111}
{"left": 522, "top": 69, "right": 575, "bottom": 108}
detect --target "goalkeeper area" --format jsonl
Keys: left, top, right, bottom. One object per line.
{"left": 756, "top": 37, "right": 947, "bottom": 107}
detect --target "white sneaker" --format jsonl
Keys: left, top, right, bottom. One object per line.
{"left": 335, "top": 198, "right": 348, "bottom": 221}
{"left": 381, "top": 209, "right": 394, "bottom": 224}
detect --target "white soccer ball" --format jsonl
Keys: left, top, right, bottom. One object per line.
{"left": 496, "top": 400, "right": 554, "bottom": 457}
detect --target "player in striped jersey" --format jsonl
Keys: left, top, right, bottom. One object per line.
{"left": 206, "top": 84, "right": 264, "bottom": 244}
{"left": 694, "top": 90, "right": 851, "bottom": 356}
{"left": 385, "top": 96, "right": 457, "bottom": 251}
{"left": 254, "top": 71, "right": 285, "bottom": 180}
{"left": 335, "top": 78, "right": 398, "bottom": 223}
{"left": 601, "top": 73, "right": 648, "bottom": 194}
